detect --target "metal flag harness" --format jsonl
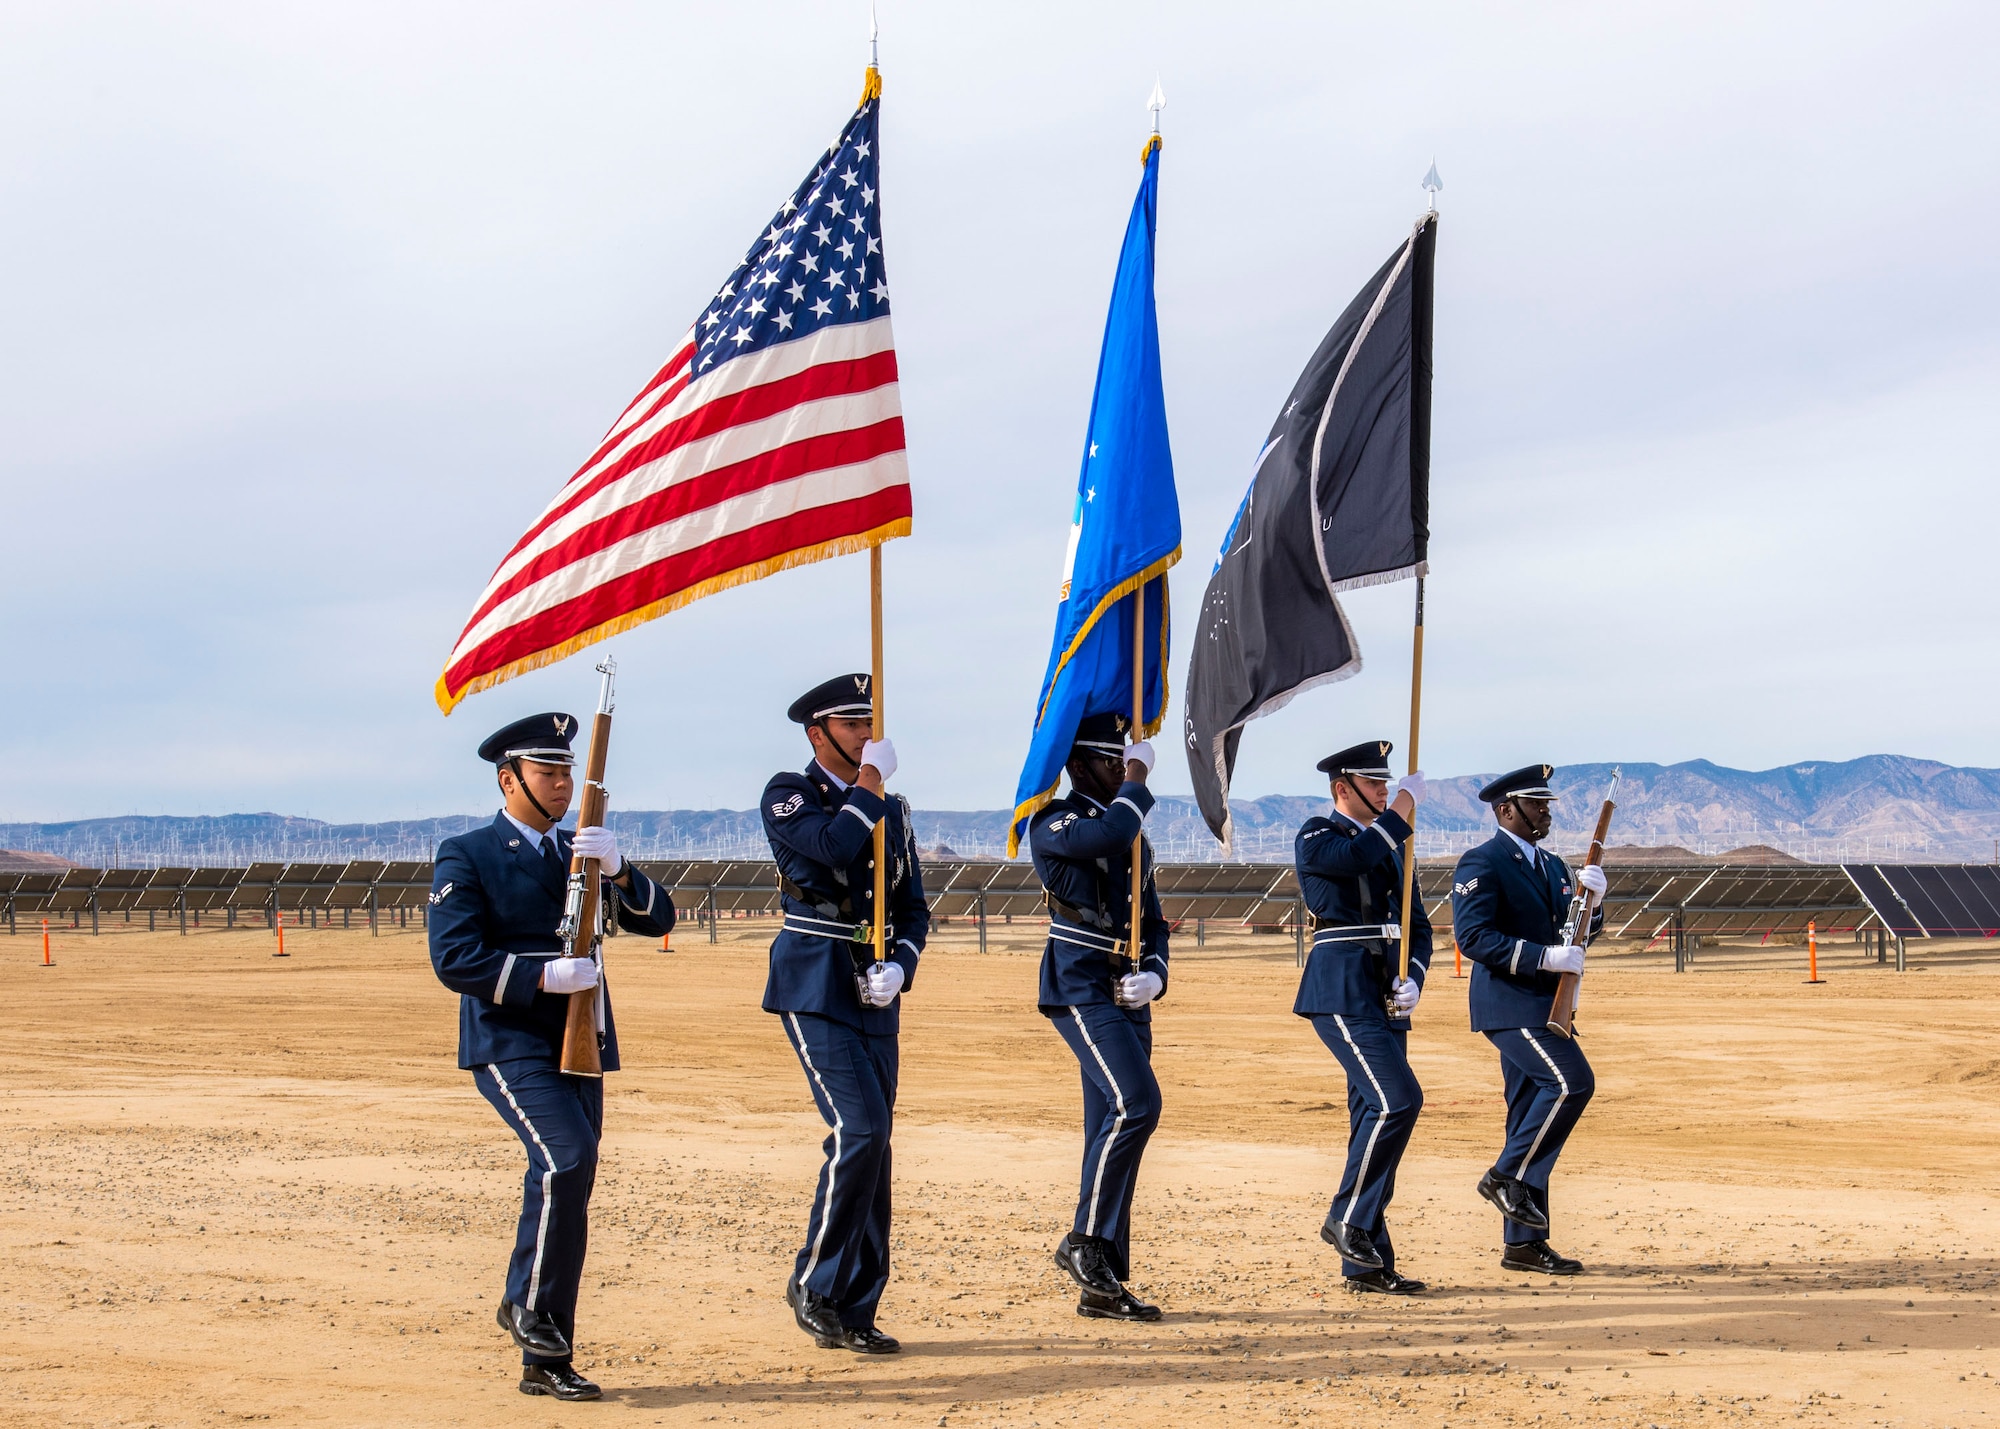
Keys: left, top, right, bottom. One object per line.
{"left": 1044, "top": 809, "right": 1150, "bottom": 976}
{"left": 1307, "top": 816, "right": 1405, "bottom": 1000}
{"left": 778, "top": 777, "right": 915, "bottom": 964}
{"left": 1311, "top": 781, "right": 1405, "bottom": 952}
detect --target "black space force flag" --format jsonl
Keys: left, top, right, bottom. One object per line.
{"left": 1184, "top": 213, "right": 1436, "bottom": 849}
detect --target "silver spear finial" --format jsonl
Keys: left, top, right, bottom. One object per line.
{"left": 1148, "top": 77, "right": 1166, "bottom": 134}
{"left": 1422, "top": 159, "right": 1442, "bottom": 212}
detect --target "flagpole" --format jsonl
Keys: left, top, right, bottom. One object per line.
{"left": 1395, "top": 577, "right": 1425, "bottom": 984}
{"left": 870, "top": 544, "right": 888, "bottom": 966}
{"left": 1395, "top": 169, "right": 1440, "bottom": 990}
{"left": 1128, "top": 82, "right": 1165, "bottom": 967}
{"left": 1130, "top": 580, "right": 1147, "bottom": 967}
{"left": 863, "top": 37, "right": 888, "bottom": 970}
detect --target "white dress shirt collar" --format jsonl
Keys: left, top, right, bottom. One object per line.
{"left": 503, "top": 809, "right": 553, "bottom": 850}
{"left": 1499, "top": 824, "right": 1543, "bottom": 866}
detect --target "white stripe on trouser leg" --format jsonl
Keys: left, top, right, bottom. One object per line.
{"left": 1515, "top": 1029, "right": 1571, "bottom": 1178}
{"left": 487, "top": 1064, "right": 557, "bottom": 1310}
{"left": 1068, "top": 1007, "right": 1129, "bottom": 1239}
{"left": 786, "top": 1013, "right": 843, "bottom": 1285}
{"left": 1332, "top": 1015, "right": 1392, "bottom": 1227}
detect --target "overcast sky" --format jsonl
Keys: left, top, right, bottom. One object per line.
{"left": 2, "top": 1, "right": 1994, "bottom": 824}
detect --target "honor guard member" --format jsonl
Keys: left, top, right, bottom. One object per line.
{"left": 762, "top": 673, "right": 929, "bottom": 1356}
{"left": 1449, "top": 764, "right": 1608, "bottom": 1277}
{"left": 427, "top": 713, "right": 675, "bottom": 1400}
{"left": 1294, "top": 741, "right": 1433, "bottom": 1294}
{"left": 1028, "top": 712, "right": 1169, "bottom": 1323}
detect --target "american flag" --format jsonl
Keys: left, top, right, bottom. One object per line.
{"left": 436, "top": 72, "right": 910, "bottom": 713}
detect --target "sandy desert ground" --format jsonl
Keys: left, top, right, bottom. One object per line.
{"left": 2, "top": 913, "right": 1996, "bottom": 1428}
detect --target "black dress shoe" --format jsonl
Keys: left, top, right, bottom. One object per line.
{"left": 519, "top": 1364, "right": 601, "bottom": 1401}
{"left": 496, "top": 1300, "right": 570, "bottom": 1358}
{"left": 1477, "top": 1170, "right": 1551, "bottom": 1231}
{"left": 786, "top": 1275, "right": 846, "bottom": 1348}
{"left": 838, "top": 1326, "right": 900, "bottom": 1354}
{"left": 1501, "top": 1239, "right": 1584, "bottom": 1275}
{"left": 1077, "top": 1287, "right": 1162, "bottom": 1322}
{"left": 1319, "top": 1215, "right": 1386, "bottom": 1269}
{"left": 1347, "top": 1268, "right": 1427, "bottom": 1295}
{"left": 1054, "top": 1234, "right": 1125, "bottom": 1300}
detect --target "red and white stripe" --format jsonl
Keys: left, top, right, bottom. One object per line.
{"left": 437, "top": 316, "right": 910, "bottom": 711}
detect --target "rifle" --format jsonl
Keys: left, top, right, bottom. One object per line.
{"left": 1546, "top": 767, "right": 1619, "bottom": 1040}
{"left": 556, "top": 658, "right": 617, "bottom": 1078}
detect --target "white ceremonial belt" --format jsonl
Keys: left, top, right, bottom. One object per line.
{"left": 1312, "top": 923, "right": 1402, "bottom": 944}
{"left": 1049, "top": 920, "right": 1128, "bottom": 956}
{"left": 783, "top": 913, "right": 873, "bottom": 944}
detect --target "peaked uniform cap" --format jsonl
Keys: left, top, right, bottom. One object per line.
{"left": 1479, "top": 764, "right": 1559, "bottom": 803}
{"left": 477, "top": 713, "right": 580, "bottom": 766}
{"left": 1315, "top": 740, "right": 1394, "bottom": 778}
{"left": 1072, "top": 711, "right": 1133, "bottom": 754}
{"left": 788, "top": 672, "right": 875, "bottom": 725}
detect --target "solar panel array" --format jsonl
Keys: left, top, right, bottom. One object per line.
{"left": 0, "top": 862, "right": 435, "bottom": 931}
{"left": 635, "top": 859, "right": 1439, "bottom": 926}
{"left": 1842, "top": 863, "right": 2000, "bottom": 937}
{"left": 1597, "top": 863, "right": 1869, "bottom": 942}
{"left": 4, "top": 858, "right": 1996, "bottom": 943}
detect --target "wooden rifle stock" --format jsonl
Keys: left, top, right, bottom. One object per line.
{"left": 559, "top": 668, "right": 617, "bottom": 1077}
{"left": 1547, "top": 772, "right": 1619, "bottom": 1039}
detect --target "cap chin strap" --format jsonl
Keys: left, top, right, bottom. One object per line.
{"left": 1506, "top": 796, "right": 1547, "bottom": 841}
{"left": 1067, "top": 750, "right": 1123, "bottom": 803}
{"left": 814, "top": 719, "right": 866, "bottom": 781}
{"left": 506, "top": 757, "right": 560, "bottom": 827}
{"left": 1338, "top": 775, "right": 1385, "bottom": 822}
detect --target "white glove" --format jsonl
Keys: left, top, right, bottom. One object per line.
{"left": 860, "top": 737, "right": 897, "bottom": 783}
{"left": 1124, "top": 740, "right": 1157, "bottom": 776}
{"left": 540, "top": 956, "right": 601, "bottom": 994}
{"left": 861, "top": 961, "right": 905, "bottom": 1006}
{"left": 1578, "top": 864, "right": 1607, "bottom": 898}
{"left": 1540, "top": 945, "right": 1586, "bottom": 976}
{"left": 1390, "top": 975, "right": 1421, "bottom": 1015}
{"left": 1115, "top": 970, "right": 1164, "bottom": 1007}
{"left": 571, "top": 825, "right": 622, "bottom": 877}
{"left": 1392, "top": 770, "right": 1426, "bottom": 807}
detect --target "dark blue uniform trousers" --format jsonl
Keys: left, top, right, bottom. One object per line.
{"left": 782, "top": 1011, "right": 899, "bottom": 1328}
{"left": 1485, "top": 1028, "right": 1596, "bottom": 1245}
{"left": 472, "top": 1058, "right": 603, "bottom": 1366}
{"left": 1310, "top": 1015, "right": 1423, "bottom": 1276}
{"left": 1053, "top": 1004, "right": 1161, "bottom": 1280}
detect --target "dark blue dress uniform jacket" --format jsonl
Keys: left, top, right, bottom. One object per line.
{"left": 429, "top": 813, "right": 674, "bottom": 1071}
{"left": 1449, "top": 830, "right": 1604, "bottom": 1032}
{"left": 761, "top": 761, "right": 929, "bottom": 1035}
{"left": 1028, "top": 783, "right": 1170, "bottom": 1019}
{"left": 1293, "top": 807, "right": 1433, "bottom": 1028}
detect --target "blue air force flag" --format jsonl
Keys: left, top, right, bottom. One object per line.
{"left": 1007, "top": 139, "right": 1181, "bottom": 856}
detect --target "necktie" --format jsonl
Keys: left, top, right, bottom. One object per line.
{"left": 541, "top": 834, "right": 566, "bottom": 880}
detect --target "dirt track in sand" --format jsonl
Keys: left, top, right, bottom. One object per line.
{"left": 2, "top": 918, "right": 1997, "bottom": 1428}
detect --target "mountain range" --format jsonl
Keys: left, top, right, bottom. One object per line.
{"left": 4, "top": 755, "right": 1997, "bottom": 869}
